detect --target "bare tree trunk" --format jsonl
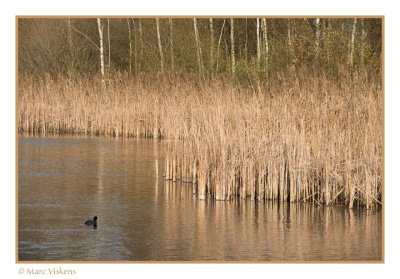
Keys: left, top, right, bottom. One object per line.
{"left": 360, "top": 19, "right": 367, "bottom": 66}
{"left": 287, "top": 19, "right": 292, "bottom": 66}
{"left": 256, "top": 18, "right": 261, "bottom": 70}
{"left": 349, "top": 18, "right": 357, "bottom": 67}
{"left": 132, "top": 19, "right": 138, "bottom": 75}
{"left": 138, "top": 19, "right": 143, "bottom": 71}
{"left": 261, "top": 18, "right": 268, "bottom": 71}
{"left": 193, "top": 18, "right": 203, "bottom": 74}
{"left": 156, "top": 18, "right": 164, "bottom": 72}
{"left": 209, "top": 18, "right": 214, "bottom": 72}
{"left": 107, "top": 19, "right": 111, "bottom": 76}
{"left": 67, "top": 19, "right": 73, "bottom": 80}
{"left": 127, "top": 18, "right": 132, "bottom": 75}
{"left": 245, "top": 18, "right": 248, "bottom": 63}
{"left": 169, "top": 18, "right": 174, "bottom": 71}
{"left": 230, "top": 18, "right": 236, "bottom": 74}
{"left": 97, "top": 18, "right": 105, "bottom": 83}
{"left": 216, "top": 19, "right": 226, "bottom": 72}
{"left": 315, "top": 18, "right": 321, "bottom": 59}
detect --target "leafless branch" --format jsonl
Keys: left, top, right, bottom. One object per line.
{"left": 68, "top": 21, "right": 100, "bottom": 51}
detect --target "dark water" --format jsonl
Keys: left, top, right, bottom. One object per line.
{"left": 18, "top": 135, "right": 382, "bottom": 261}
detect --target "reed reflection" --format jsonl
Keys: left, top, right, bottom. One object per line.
{"left": 19, "top": 135, "right": 382, "bottom": 261}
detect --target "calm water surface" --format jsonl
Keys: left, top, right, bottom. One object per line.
{"left": 18, "top": 134, "right": 382, "bottom": 261}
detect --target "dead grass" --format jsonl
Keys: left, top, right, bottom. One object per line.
{"left": 18, "top": 69, "right": 383, "bottom": 208}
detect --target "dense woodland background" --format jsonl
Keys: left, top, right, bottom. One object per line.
{"left": 18, "top": 17, "right": 382, "bottom": 80}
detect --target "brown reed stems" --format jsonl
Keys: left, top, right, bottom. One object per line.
{"left": 18, "top": 69, "right": 383, "bottom": 208}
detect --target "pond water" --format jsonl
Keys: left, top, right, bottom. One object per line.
{"left": 18, "top": 134, "right": 382, "bottom": 261}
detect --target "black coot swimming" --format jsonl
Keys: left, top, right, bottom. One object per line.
{"left": 85, "top": 216, "right": 98, "bottom": 226}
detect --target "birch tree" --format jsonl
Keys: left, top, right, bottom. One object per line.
{"left": 315, "top": 18, "right": 321, "bottom": 59}
{"left": 261, "top": 18, "right": 268, "bottom": 70}
{"left": 193, "top": 18, "right": 203, "bottom": 74}
{"left": 138, "top": 19, "right": 143, "bottom": 71}
{"left": 209, "top": 18, "right": 214, "bottom": 72}
{"left": 67, "top": 19, "right": 73, "bottom": 80}
{"left": 97, "top": 18, "right": 105, "bottom": 83}
{"left": 287, "top": 19, "right": 292, "bottom": 65}
{"left": 107, "top": 19, "right": 111, "bottom": 75}
{"left": 287, "top": 19, "right": 291, "bottom": 47}
{"left": 132, "top": 19, "right": 138, "bottom": 75}
{"left": 349, "top": 18, "right": 357, "bottom": 67}
{"left": 127, "top": 19, "right": 132, "bottom": 74}
{"left": 230, "top": 18, "right": 236, "bottom": 74}
{"left": 245, "top": 19, "right": 248, "bottom": 63}
{"left": 256, "top": 18, "right": 261, "bottom": 70}
{"left": 156, "top": 18, "right": 164, "bottom": 72}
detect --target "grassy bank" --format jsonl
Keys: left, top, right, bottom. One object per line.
{"left": 18, "top": 69, "right": 383, "bottom": 208}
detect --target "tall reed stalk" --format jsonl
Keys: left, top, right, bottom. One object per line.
{"left": 18, "top": 69, "right": 383, "bottom": 208}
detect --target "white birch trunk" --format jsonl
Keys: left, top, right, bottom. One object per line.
{"left": 138, "top": 19, "right": 143, "bottom": 71}
{"left": 209, "top": 18, "right": 214, "bottom": 72}
{"left": 315, "top": 18, "right": 321, "bottom": 58}
{"left": 97, "top": 18, "right": 105, "bottom": 83}
{"left": 245, "top": 18, "right": 248, "bottom": 62}
{"left": 193, "top": 18, "right": 203, "bottom": 74}
{"left": 287, "top": 19, "right": 292, "bottom": 66}
{"left": 68, "top": 18, "right": 72, "bottom": 52}
{"left": 169, "top": 18, "right": 174, "bottom": 71}
{"left": 261, "top": 18, "right": 268, "bottom": 70}
{"left": 156, "top": 18, "right": 164, "bottom": 72}
{"left": 67, "top": 19, "right": 73, "bottom": 79}
{"left": 127, "top": 19, "right": 132, "bottom": 74}
{"left": 132, "top": 19, "right": 138, "bottom": 75}
{"left": 349, "top": 18, "right": 357, "bottom": 67}
{"left": 230, "top": 18, "right": 235, "bottom": 74}
{"left": 256, "top": 18, "right": 261, "bottom": 70}
{"left": 360, "top": 19, "right": 367, "bottom": 66}
{"left": 107, "top": 19, "right": 111, "bottom": 75}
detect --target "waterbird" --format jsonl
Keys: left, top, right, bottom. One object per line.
{"left": 85, "top": 216, "right": 98, "bottom": 226}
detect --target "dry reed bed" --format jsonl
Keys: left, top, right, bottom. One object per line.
{"left": 18, "top": 70, "right": 383, "bottom": 208}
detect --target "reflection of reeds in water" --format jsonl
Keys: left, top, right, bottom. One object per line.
{"left": 18, "top": 69, "right": 382, "bottom": 208}
{"left": 157, "top": 189, "right": 381, "bottom": 260}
